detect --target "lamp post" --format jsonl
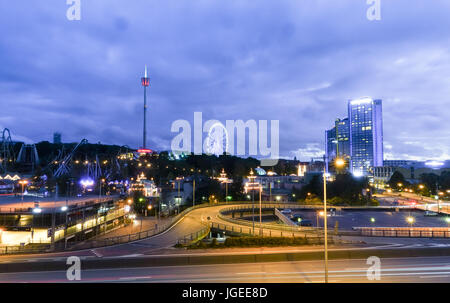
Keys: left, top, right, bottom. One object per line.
{"left": 192, "top": 179, "right": 195, "bottom": 207}
{"left": 259, "top": 185, "right": 262, "bottom": 236}
{"left": 322, "top": 166, "right": 329, "bottom": 284}
{"left": 244, "top": 169, "right": 260, "bottom": 235}
{"left": 322, "top": 158, "right": 344, "bottom": 283}
{"left": 19, "top": 180, "right": 28, "bottom": 206}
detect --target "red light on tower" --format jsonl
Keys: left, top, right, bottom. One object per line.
{"left": 141, "top": 77, "right": 149, "bottom": 87}
{"left": 138, "top": 148, "right": 152, "bottom": 154}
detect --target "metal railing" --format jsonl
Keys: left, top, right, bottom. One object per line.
{"left": 176, "top": 224, "right": 211, "bottom": 246}
{"left": 210, "top": 221, "right": 324, "bottom": 241}
{"left": 217, "top": 206, "right": 321, "bottom": 235}
{"left": 355, "top": 227, "right": 450, "bottom": 238}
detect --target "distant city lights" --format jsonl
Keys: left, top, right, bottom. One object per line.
{"left": 80, "top": 178, "right": 95, "bottom": 187}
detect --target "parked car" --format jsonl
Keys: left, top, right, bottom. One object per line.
{"left": 281, "top": 209, "right": 292, "bottom": 215}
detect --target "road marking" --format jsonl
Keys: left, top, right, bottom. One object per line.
{"left": 91, "top": 249, "right": 103, "bottom": 258}
{"left": 420, "top": 275, "right": 450, "bottom": 279}
{"left": 119, "top": 276, "right": 152, "bottom": 281}
{"left": 106, "top": 254, "right": 143, "bottom": 259}
{"left": 236, "top": 272, "right": 267, "bottom": 275}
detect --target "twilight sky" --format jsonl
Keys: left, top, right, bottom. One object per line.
{"left": 0, "top": 0, "right": 449, "bottom": 161}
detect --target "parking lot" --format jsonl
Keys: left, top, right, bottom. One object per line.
{"left": 291, "top": 209, "right": 450, "bottom": 230}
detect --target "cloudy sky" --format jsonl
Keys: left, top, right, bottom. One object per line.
{"left": 0, "top": 0, "right": 449, "bottom": 161}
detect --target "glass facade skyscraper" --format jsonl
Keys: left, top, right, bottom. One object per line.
{"left": 348, "top": 97, "right": 383, "bottom": 176}
{"left": 325, "top": 118, "right": 350, "bottom": 172}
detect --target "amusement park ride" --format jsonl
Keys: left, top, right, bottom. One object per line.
{"left": 0, "top": 129, "right": 132, "bottom": 183}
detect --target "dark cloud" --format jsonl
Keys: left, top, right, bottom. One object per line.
{"left": 0, "top": 0, "right": 449, "bottom": 161}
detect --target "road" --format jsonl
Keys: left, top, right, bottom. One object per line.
{"left": 1, "top": 203, "right": 450, "bottom": 283}
{"left": 1, "top": 256, "right": 450, "bottom": 283}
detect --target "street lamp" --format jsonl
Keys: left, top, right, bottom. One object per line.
{"left": 335, "top": 158, "right": 345, "bottom": 173}
{"left": 18, "top": 180, "right": 29, "bottom": 204}
{"left": 244, "top": 169, "right": 261, "bottom": 235}
{"left": 322, "top": 166, "right": 329, "bottom": 283}
{"left": 406, "top": 216, "right": 415, "bottom": 227}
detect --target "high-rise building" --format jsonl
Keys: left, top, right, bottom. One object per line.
{"left": 325, "top": 118, "right": 350, "bottom": 171}
{"left": 348, "top": 97, "right": 383, "bottom": 176}
{"left": 53, "top": 132, "right": 62, "bottom": 144}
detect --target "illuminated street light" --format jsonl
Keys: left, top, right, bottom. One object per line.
{"left": 18, "top": 180, "right": 29, "bottom": 203}
{"left": 370, "top": 217, "right": 376, "bottom": 223}
{"left": 406, "top": 216, "right": 415, "bottom": 226}
{"left": 244, "top": 169, "right": 262, "bottom": 235}
{"left": 335, "top": 158, "right": 345, "bottom": 168}
{"left": 61, "top": 206, "right": 68, "bottom": 212}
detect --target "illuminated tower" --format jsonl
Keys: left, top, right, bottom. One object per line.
{"left": 348, "top": 97, "right": 383, "bottom": 176}
{"left": 141, "top": 65, "right": 150, "bottom": 149}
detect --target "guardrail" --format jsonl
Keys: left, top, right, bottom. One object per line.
{"left": 0, "top": 244, "right": 50, "bottom": 255}
{"left": 355, "top": 227, "right": 450, "bottom": 238}
{"left": 217, "top": 206, "right": 321, "bottom": 235}
{"left": 176, "top": 224, "right": 210, "bottom": 246}
{"left": 210, "top": 222, "right": 326, "bottom": 244}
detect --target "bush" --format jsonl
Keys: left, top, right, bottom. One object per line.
{"left": 186, "top": 236, "right": 312, "bottom": 249}
{"left": 223, "top": 236, "right": 309, "bottom": 248}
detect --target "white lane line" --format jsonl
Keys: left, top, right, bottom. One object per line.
{"left": 119, "top": 276, "right": 152, "bottom": 281}
{"left": 104, "top": 254, "right": 143, "bottom": 259}
{"left": 236, "top": 272, "right": 267, "bottom": 275}
{"left": 420, "top": 275, "right": 450, "bottom": 279}
{"left": 91, "top": 249, "right": 103, "bottom": 258}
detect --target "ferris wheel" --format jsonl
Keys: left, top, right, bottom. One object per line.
{"left": 205, "top": 122, "right": 229, "bottom": 156}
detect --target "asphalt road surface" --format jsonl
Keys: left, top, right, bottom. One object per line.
{"left": 1, "top": 256, "right": 450, "bottom": 283}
